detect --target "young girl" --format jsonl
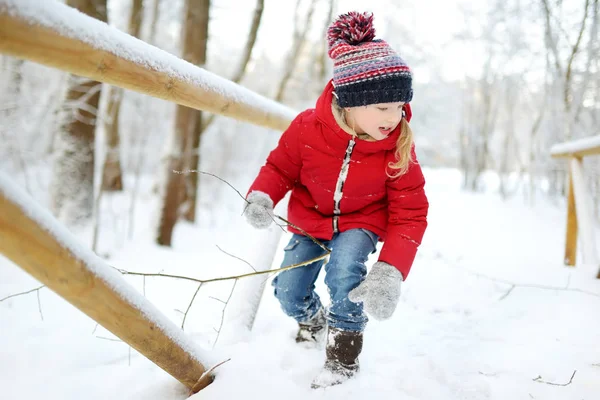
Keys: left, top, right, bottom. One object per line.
{"left": 244, "top": 11, "right": 429, "bottom": 388}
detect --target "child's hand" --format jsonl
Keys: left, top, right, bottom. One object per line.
{"left": 243, "top": 191, "right": 274, "bottom": 229}
{"left": 348, "top": 261, "right": 403, "bottom": 320}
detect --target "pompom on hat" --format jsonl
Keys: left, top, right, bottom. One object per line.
{"left": 327, "top": 11, "right": 413, "bottom": 107}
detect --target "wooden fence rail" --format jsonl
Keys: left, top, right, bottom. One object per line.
{"left": 0, "top": 0, "right": 297, "bottom": 393}
{"left": 550, "top": 135, "right": 600, "bottom": 278}
{"left": 0, "top": 1, "right": 296, "bottom": 131}
{"left": 0, "top": 174, "right": 213, "bottom": 393}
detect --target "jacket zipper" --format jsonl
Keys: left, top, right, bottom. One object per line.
{"left": 332, "top": 139, "right": 355, "bottom": 233}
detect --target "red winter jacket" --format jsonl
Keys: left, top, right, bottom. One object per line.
{"left": 248, "top": 81, "right": 428, "bottom": 278}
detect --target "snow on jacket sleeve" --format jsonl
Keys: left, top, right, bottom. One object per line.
{"left": 379, "top": 149, "right": 429, "bottom": 280}
{"left": 247, "top": 112, "right": 305, "bottom": 206}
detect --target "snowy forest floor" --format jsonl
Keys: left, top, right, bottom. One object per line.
{"left": 1, "top": 168, "right": 600, "bottom": 400}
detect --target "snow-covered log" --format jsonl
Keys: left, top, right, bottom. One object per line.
{"left": 0, "top": 0, "right": 296, "bottom": 131}
{"left": 0, "top": 172, "right": 214, "bottom": 393}
{"left": 550, "top": 135, "right": 600, "bottom": 158}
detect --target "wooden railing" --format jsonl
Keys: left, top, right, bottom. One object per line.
{"left": 550, "top": 135, "right": 600, "bottom": 278}
{"left": 0, "top": 0, "right": 296, "bottom": 394}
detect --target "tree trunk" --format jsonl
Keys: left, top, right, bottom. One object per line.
{"left": 182, "top": 0, "right": 210, "bottom": 223}
{"left": 157, "top": 0, "right": 209, "bottom": 244}
{"left": 50, "top": 0, "right": 107, "bottom": 228}
{"left": 101, "top": 0, "right": 144, "bottom": 192}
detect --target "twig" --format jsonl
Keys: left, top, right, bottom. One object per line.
{"left": 173, "top": 169, "right": 247, "bottom": 203}
{"left": 452, "top": 264, "right": 600, "bottom": 300}
{"left": 216, "top": 245, "right": 257, "bottom": 272}
{"left": 36, "top": 289, "right": 44, "bottom": 321}
{"left": 208, "top": 296, "right": 227, "bottom": 305}
{"left": 591, "top": 363, "right": 600, "bottom": 368}
{"left": 532, "top": 370, "right": 576, "bottom": 386}
{"left": 188, "top": 358, "right": 232, "bottom": 396}
{"left": 498, "top": 285, "right": 516, "bottom": 301}
{"left": 213, "top": 279, "right": 238, "bottom": 349}
{"left": 172, "top": 169, "right": 331, "bottom": 254}
{"left": 96, "top": 335, "right": 123, "bottom": 342}
{"left": 181, "top": 283, "right": 203, "bottom": 331}
{"left": 0, "top": 285, "right": 45, "bottom": 302}
{"left": 115, "top": 250, "right": 329, "bottom": 284}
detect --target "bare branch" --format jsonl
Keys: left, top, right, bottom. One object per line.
{"left": 96, "top": 335, "right": 123, "bottom": 342}
{"left": 181, "top": 283, "right": 203, "bottom": 330}
{"left": 0, "top": 285, "right": 45, "bottom": 302}
{"left": 212, "top": 279, "right": 238, "bottom": 349}
{"left": 116, "top": 248, "right": 328, "bottom": 284}
{"left": 173, "top": 169, "right": 248, "bottom": 204}
{"left": 216, "top": 245, "right": 257, "bottom": 272}
{"left": 446, "top": 261, "right": 600, "bottom": 300}
{"left": 188, "top": 358, "right": 232, "bottom": 395}
{"left": 36, "top": 289, "right": 44, "bottom": 321}
{"left": 533, "top": 370, "right": 577, "bottom": 386}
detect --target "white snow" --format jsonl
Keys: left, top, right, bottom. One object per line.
{"left": 550, "top": 135, "right": 600, "bottom": 157}
{"left": 0, "top": 171, "right": 214, "bottom": 368}
{"left": 2, "top": 168, "right": 600, "bottom": 399}
{"left": 0, "top": 0, "right": 297, "bottom": 123}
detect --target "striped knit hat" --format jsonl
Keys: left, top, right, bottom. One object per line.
{"left": 327, "top": 11, "right": 413, "bottom": 107}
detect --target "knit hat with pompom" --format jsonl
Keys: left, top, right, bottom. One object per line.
{"left": 327, "top": 11, "right": 413, "bottom": 107}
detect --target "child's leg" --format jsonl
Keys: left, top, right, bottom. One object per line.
{"left": 272, "top": 233, "right": 327, "bottom": 322}
{"left": 324, "top": 228, "right": 379, "bottom": 332}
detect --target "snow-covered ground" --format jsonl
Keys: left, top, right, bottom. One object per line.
{"left": 1, "top": 168, "right": 600, "bottom": 400}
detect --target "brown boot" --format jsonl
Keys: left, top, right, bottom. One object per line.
{"left": 310, "top": 327, "right": 363, "bottom": 389}
{"left": 296, "top": 307, "right": 326, "bottom": 344}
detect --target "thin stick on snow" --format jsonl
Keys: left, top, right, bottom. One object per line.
{"left": 173, "top": 169, "right": 332, "bottom": 253}
{"left": 116, "top": 251, "right": 329, "bottom": 284}
{"left": 188, "top": 358, "right": 231, "bottom": 396}
{"left": 181, "top": 283, "right": 203, "bottom": 331}
{"left": 216, "top": 245, "right": 257, "bottom": 272}
{"left": 452, "top": 264, "right": 600, "bottom": 300}
{"left": 0, "top": 285, "right": 45, "bottom": 302}
{"left": 96, "top": 336, "right": 123, "bottom": 342}
{"left": 212, "top": 279, "right": 238, "bottom": 349}
{"left": 36, "top": 288, "right": 44, "bottom": 321}
{"left": 532, "top": 370, "right": 577, "bottom": 386}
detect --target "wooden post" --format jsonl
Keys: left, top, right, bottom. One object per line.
{"left": 0, "top": 8, "right": 294, "bottom": 132}
{"left": 570, "top": 157, "right": 599, "bottom": 266}
{"left": 0, "top": 175, "right": 212, "bottom": 393}
{"left": 564, "top": 165, "right": 578, "bottom": 266}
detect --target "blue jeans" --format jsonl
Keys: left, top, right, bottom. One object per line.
{"left": 272, "top": 228, "right": 379, "bottom": 332}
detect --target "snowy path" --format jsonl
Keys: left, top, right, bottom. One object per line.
{"left": 1, "top": 169, "right": 599, "bottom": 399}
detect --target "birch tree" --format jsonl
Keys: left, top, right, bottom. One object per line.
{"left": 50, "top": 0, "right": 107, "bottom": 228}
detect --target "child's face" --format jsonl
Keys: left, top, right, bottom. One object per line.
{"left": 346, "top": 102, "right": 405, "bottom": 141}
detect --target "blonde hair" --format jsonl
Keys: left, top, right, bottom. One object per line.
{"left": 387, "top": 118, "right": 414, "bottom": 179}
{"left": 333, "top": 98, "right": 414, "bottom": 179}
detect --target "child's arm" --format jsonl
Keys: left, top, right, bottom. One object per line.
{"left": 379, "top": 152, "right": 429, "bottom": 279}
{"left": 247, "top": 112, "right": 306, "bottom": 206}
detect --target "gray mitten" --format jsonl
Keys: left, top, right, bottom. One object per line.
{"left": 348, "top": 261, "right": 403, "bottom": 320}
{"left": 243, "top": 191, "right": 274, "bottom": 229}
